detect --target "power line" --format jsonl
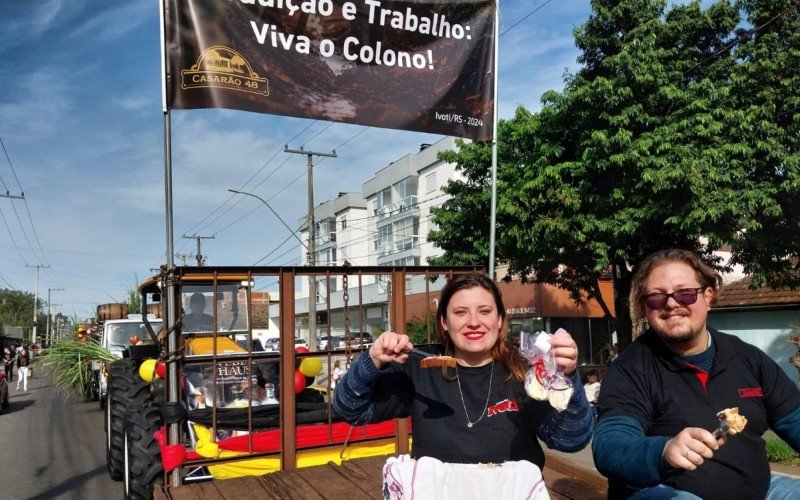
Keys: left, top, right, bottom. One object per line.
{"left": 685, "top": 1, "right": 800, "bottom": 76}
{"left": 0, "top": 207, "right": 28, "bottom": 265}
{"left": 0, "top": 271, "right": 15, "bottom": 289}
{"left": 205, "top": 126, "right": 373, "bottom": 238}
{"left": 181, "top": 120, "right": 321, "bottom": 238}
{"left": 0, "top": 136, "right": 48, "bottom": 267}
{"left": 500, "top": 0, "right": 554, "bottom": 37}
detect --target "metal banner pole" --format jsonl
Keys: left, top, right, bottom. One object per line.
{"left": 488, "top": 0, "right": 500, "bottom": 278}
{"left": 159, "top": 0, "right": 181, "bottom": 487}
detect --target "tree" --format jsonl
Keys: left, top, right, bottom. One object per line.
{"left": 430, "top": 0, "right": 800, "bottom": 347}
{"left": 725, "top": 0, "right": 800, "bottom": 287}
{"left": 406, "top": 312, "right": 438, "bottom": 345}
{"left": 0, "top": 288, "right": 37, "bottom": 329}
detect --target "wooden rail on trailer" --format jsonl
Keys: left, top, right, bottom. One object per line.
{"left": 154, "top": 451, "right": 607, "bottom": 499}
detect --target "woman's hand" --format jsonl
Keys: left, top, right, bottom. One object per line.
{"left": 662, "top": 427, "right": 723, "bottom": 471}
{"left": 368, "top": 331, "right": 413, "bottom": 370}
{"left": 550, "top": 328, "right": 578, "bottom": 376}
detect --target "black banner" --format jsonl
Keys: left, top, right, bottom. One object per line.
{"left": 165, "top": 0, "right": 496, "bottom": 140}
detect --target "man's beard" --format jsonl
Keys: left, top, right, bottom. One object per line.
{"left": 658, "top": 329, "right": 697, "bottom": 346}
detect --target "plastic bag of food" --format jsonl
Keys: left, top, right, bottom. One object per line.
{"left": 519, "top": 329, "right": 573, "bottom": 411}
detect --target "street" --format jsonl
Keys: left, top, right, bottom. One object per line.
{"left": 0, "top": 370, "right": 121, "bottom": 500}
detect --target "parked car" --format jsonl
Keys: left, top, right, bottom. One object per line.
{"left": 339, "top": 331, "right": 374, "bottom": 348}
{"left": 264, "top": 337, "right": 280, "bottom": 351}
{"left": 294, "top": 338, "right": 308, "bottom": 349}
{"left": 317, "top": 335, "right": 342, "bottom": 350}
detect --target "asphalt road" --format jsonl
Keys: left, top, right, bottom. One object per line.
{"left": 0, "top": 369, "right": 122, "bottom": 500}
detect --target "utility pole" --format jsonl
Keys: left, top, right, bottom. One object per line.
{"left": 181, "top": 234, "right": 214, "bottom": 266}
{"left": 284, "top": 145, "right": 336, "bottom": 352}
{"left": 27, "top": 264, "right": 49, "bottom": 344}
{"left": 47, "top": 288, "right": 64, "bottom": 345}
{"left": 175, "top": 253, "right": 191, "bottom": 265}
{"left": 0, "top": 191, "right": 24, "bottom": 200}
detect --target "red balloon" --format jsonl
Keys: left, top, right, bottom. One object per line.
{"left": 295, "top": 345, "right": 309, "bottom": 353}
{"left": 294, "top": 370, "right": 307, "bottom": 394}
{"left": 156, "top": 362, "right": 167, "bottom": 379}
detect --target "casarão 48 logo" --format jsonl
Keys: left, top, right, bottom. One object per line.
{"left": 181, "top": 45, "right": 269, "bottom": 95}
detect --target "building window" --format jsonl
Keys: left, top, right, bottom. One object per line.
{"left": 340, "top": 217, "right": 347, "bottom": 230}
{"left": 378, "top": 225, "right": 392, "bottom": 256}
{"left": 426, "top": 172, "right": 436, "bottom": 194}
{"left": 394, "top": 177, "right": 419, "bottom": 213}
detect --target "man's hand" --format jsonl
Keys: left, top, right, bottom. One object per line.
{"left": 662, "top": 427, "right": 725, "bottom": 471}
{"left": 368, "top": 332, "right": 413, "bottom": 370}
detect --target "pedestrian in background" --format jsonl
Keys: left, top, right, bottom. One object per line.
{"left": 583, "top": 370, "right": 601, "bottom": 418}
{"left": 16, "top": 345, "right": 30, "bottom": 392}
{"left": 331, "top": 360, "right": 344, "bottom": 390}
{"left": 28, "top": 343, "right": 35, "bottom": 379}
{"left": 3, "top": 346, "right": 14, "bottom": 382}
{"left": 606, "top": 343, "right": 619, "bottom": 365}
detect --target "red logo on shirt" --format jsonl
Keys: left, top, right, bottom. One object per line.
{"left": 739, "top": 387, "right": 763, "bottom": 398}
{"left": 487, "top": 399, "right": 519, "bottom": 417}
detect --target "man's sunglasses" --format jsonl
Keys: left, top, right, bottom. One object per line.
{"left": 643, "top": 287, "right": 706, "bottom": 309}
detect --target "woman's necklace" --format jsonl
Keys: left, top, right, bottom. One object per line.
{"left": 455, "top": 362, "right": 494, "bottom": 428}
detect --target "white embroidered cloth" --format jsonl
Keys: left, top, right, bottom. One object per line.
{"left": 382, "top": 454, "right": 549, "bottom": 499}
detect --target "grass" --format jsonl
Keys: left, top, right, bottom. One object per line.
{"left": 765, "top": 437, "right": 800, "bottom": 467}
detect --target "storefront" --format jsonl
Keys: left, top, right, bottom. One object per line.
{"left": 498, "top": 279, "right": 616, "bottom": 365}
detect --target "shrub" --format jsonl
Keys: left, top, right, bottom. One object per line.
{"left": 765, "top": 437, "right": 798, "bottom": 463}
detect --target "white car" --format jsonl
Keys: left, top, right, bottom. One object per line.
{"left": 294, "top": 338, "right": 308, "bottom": 349}
{"left": 264, "top": 337, "right": 280, "bottom": 351}
{"left": 317, "top": 335, "right": 342, "bottom": 350}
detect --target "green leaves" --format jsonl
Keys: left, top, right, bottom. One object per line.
{"left": 428, "top": 0, "right": 800, "bottom": 344}
{"left": 39, "top": 338, "right": 116, "bottom": 398}
{"left": 0, "top": 289, "right": 36, "bottom": 327}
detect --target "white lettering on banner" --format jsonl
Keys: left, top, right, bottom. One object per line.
{"left": 343, "top": 37, "right": 432, "bottom": 69}
{"left": 239, "top": 0, "right": 333, "bottom": 17}
{"left": 341, "top": 2, "right": 356, "bottom": 20}
{"left": 251, "top": 22, "right": 311, "bottom": 54}
{"left": 363, "top": 0, "right": 470, "bottom": 40}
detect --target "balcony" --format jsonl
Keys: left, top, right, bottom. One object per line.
{"left": 374, "top": 195, "right": 418, "bottom": 221}
{"left": 378, "top": 236, "right": 420, "bottom": 257}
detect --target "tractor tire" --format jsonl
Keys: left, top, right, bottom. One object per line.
{"left": 106, "top": 359, "right": 152, "bottom": 481}
{"left": 123, "top": 403, "right": 163, "bottom": 500}
{"left": 90, "top": 372, "right": 100, "bottom": 401}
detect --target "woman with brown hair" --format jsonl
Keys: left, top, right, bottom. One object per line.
{"left": 333, "top": 271, "right": 592, "bottom": 467}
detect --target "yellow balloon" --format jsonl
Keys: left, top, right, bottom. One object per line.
{"left": 139, "top": 358, "right": 159, "bottom": 382}
{"left": 299, "top": 357, "right": 323, "bottom": 377}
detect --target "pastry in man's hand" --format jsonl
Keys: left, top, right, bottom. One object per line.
{"left": 717, "top": 407, "right": 748, "bottom": 435}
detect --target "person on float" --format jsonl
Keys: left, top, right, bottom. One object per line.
{"left": 593, "top": 248, "right": 800, "bottom": 499}
{"left": 333, "top": 272, "right": 592, "bottom": 469}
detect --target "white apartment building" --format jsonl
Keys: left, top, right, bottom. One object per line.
{"left": 291, "top": 136, "right": 464, "bottom": 339}
{"left": 365, "top": 136, "right": 462, "bottom": 266}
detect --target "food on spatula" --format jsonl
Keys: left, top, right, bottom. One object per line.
{"left": 716, "top": 407, "right": 748, "bottom": 435}
{"left": 419, "top": 355, "right": 457, "bottom": 368}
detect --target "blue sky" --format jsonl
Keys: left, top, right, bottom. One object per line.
{"left": 0, "top": 0, "right": 608, "bottom": 321}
